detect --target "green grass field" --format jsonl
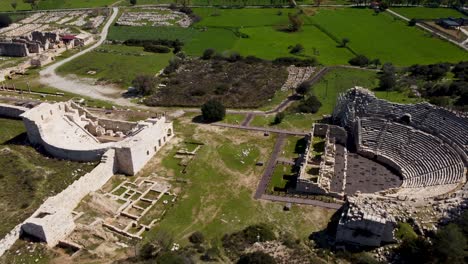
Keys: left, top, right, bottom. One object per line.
{"left": 305, "top": 8, "right": 468, "bottom": 65}
{"left": 0, "top": 0, "right": 118, "bottom": 11}
{"left": 56, "top": 44, "right": 173, "bottom": 88}
{"left": 391, "top": 7, "right": 467, "bottom": 19}
{"left": 0, "top": 118, "right": 96, "bottom": 238}
{"left": 110, "top": 7, "right": 467, "bottom": 65}
{"left": 144, "top": 118, "right": 334, "bottom": 245}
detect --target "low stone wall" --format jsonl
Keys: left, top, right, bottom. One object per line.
{"left": 0, "top": 103, "right": 29, "bottom": 119}
{"left": 21, "top": 149, "right": 117, "bottom": 247}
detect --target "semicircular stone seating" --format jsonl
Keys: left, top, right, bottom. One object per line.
{"left": 358, "top": 117, "right": 465, "bottom": 188}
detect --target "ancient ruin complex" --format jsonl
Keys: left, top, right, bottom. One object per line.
{"left": 0, "top": 101, "right": 173, "bottom": 255}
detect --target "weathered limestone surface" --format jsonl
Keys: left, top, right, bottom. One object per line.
{"left": 0, "top": 42, "right": 29, "bottom": 57}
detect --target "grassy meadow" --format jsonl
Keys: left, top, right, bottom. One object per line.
{"left": 57, "top": 44, "right": 173, "bottom": 89}
{"left": 109, "top": 7, "right": 468, "bottom": 66}
{"left": 142, "top": 118, "right": 335, "bottom": 245}
{"left": 0, "top": 0, "right": 117, "bottom": 11}
{"left": 391, "top": 7, "right": 467, "bottom": 19}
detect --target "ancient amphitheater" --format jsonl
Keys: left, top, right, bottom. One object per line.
{"left": 294, "top": 87, "right": 467, "bottom": 247}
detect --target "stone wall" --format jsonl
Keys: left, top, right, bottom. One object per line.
{"left": 0, "top": 42, "right": 29, "bottom": 57}
{"left": 22, "top": 149, "right": 117, "bottom": 246}
{"left": 0, "top": 103, "right": 29, "bottom": 119}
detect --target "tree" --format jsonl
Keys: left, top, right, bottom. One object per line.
{"left": 378, "top": 63, "right": 397, "bottom": 91}
{"left": 340, "top": 38, "right": 350, "bottom": 47}
{"left": 237, "top": 251, "right": 277, "bottom": 264}
{"left": 189, "top": 231, "right": 205, "bottom": 244}
{"left": 370, "top": 58, "right": 381, "bottom": 67}
{"left": 11, "top": 1, "right": 17, "bottom": 11}
{"left": 201, "top": 99, "right": 226, "bottom": 122}
{"left": 273, "top": 112, "right": 285, "bottom": 124}
{"left": 139, "top": 243, "right": 156, "bottom": 260}
{"left": 0, "top": 14, "right": 12, "bottom": 28}
{"left": 295, "top": 81, "right": 312, "bottom": 95}
{"left": 348, "top": 55, "right": 370, "bottom": 67}
{"left": 130, "top": 0, "right": 137, "bottom": 5}
{"left": 202, "top": 48, "right": 215, "bottom": 60}
{"left": 408, "top": 18, "right": 416, "bottom": 26}
{"left": 132, "top": 75, "right": 156, "bottom": 95}
{"left": 298, "top": 95, "right": 322, "bottom": 113}
{"left": 432, "top": 224, "right": 467, "bottom": 264}
{"left": 288, "top": 13, "right": 303, "bottom": 32}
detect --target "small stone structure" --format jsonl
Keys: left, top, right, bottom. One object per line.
{"left": 336, "top": 195, "right": 396, "bottom": 247}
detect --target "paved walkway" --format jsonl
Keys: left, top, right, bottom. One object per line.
{"left": 261, "top": 194, "right": 342, "bottom": 209}
{"left": 241, "top": 113, "right": 254, "bottom": 126}
{"left": 212, "top": 123, "right": 308, "bottom": 136}
{"left": 254, "top": 134, "right": 286, "bottom": 199}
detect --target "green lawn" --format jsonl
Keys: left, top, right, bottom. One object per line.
{"left": 223, "top": 113, "right": 246, "bottom": 125}
{"left": 305, "top": 8, "right": 468, "bottom": 65}
{"left": 217, "top": 142, "right": 260, "bottom": 172}
{"left": 391, "top": 7, "right": 467, "bottom": 19}
{"left": 280, "top": 136, "right": 307, "bottom": 160}
{"left": 268, "top": 164, "right": 295, "bottom": 192}
{"left": 56, "top": 44, "right": 173, "bottom": 89}
{"left": 146, "top": 119, "right": 334, "bottom": 244}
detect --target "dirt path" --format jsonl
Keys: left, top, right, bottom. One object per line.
{"left": 38, "top": 7, "right": 138, "bottom": 106}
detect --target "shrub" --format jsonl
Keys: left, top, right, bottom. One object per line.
{"left": 348, "top": 55, "right": 370, "bottom": 67}
{"left": 201, "top": 99, "right": 226, "bottom": 122}
{"left": 130, "top": 0, "right": 137, "bottom": 5}
{"left": 289, "top": 44, "right": 304, "bottom": 54}
{"left": 132, "top": 75, "right": 156, "bottom": 95}
{"left": 144, "top": 44, "right": 171, "bottom": 53}
{"left": 0, "top": 14, "right": 12, "bottom": 28}
{"left": 296, "top": 81, "right": 312, "bottom": 95}
{"left": 237, "top": 251, "right": 276, "bottom": 264}
{"left": 273, "top": 112, "right": 285, "bottom": 124}
{"left": 202, "top": 48, "right": 216, "bottom": 60}
{"left": 288, "top": 13, "right": 303, "bottom": 32}
{"left": 298, "top": 95, "right": 322, "bottom": 113}
{"left": 409, "top": 18, "right": 417, "bottom": 26}
{"left": 273, "top": 57, "right": 317, "bottom": 67}
{"left": 378, "top": 63, "right": 396, "bottom": 91}
{"left": 139, "top": 243, "right": 155, "bottom": 260}
{"left": 189, "top": 231, "right": 205, "bottom": 244}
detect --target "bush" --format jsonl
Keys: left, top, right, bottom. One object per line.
{"left": 189, "top": 231, "right": 205, "bottom": 244}
{"left": 202, "top": 48, "right": 216, "bottom": 60}
{"left": 0, "top": 14, "right": 12, "bottom": 28}
{"left": 132, "top": 75, "right": 156, "bottom": 95}
{"left": 237, "top": 251, "right": 276, "bottom": 264}
{"left": 139, "top": 243, "right": 155, "bottom": 260}
{"left": 348, "top": 55, "right": 370, "bottom": 67}
{"left": 201, "top": 99, "right": 226, "bottom": 122}
{"left": 144, "top": 44, "right": 171, "bottom": 53}
{"left": 408, "top": 18, "right": 417, "bottom": 26}
{"left": 395, "top": 222, "right": 418, "bottom": 241}
{"left": 298, "top": 95, "right": 322, "bottom": 113}
{"left": 273, "top": 112, "right": 285, "bottom": 124}
{"left": 289, "top": 44, "right": 304, "bottom": 54}
{"left": 130, "top": 0, "right": 137, "bottom": 5}
{"left": 273, "top": 57, "right": 317, "bottom": 67}
{"left": 296, "top": 81, "right": 312, "bottom": 95}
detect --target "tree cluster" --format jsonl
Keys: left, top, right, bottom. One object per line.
{"left": 0, "top": 14, "right": 12, "bottom": 28}
{"left": 288, "top": 13, "right": 303, "bottom": 32}
{"left": 395, "top": 211, "right": 468, "bottom": 264}
{"left": 201, "top": 99, "right": 226, "bottom": 122}
{"left": 124, "top": 38, "right": 183, "bottom": 54}
{"left": 131, "top": 75, "right": 157, "bottom": 95}
{"left": 348, "top": 55, "right": 381, "bottom": 68}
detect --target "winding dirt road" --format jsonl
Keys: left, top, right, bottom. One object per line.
{"left": 39, "top": 7, "right": 136, "bottom": 106}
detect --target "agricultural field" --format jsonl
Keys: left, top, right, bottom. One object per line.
{"left": 56, "top": 44, "right": 173, "bottom": 89}
{"left": 0, "top": 118, "right": 96, "bottom": 238}
{"left": 304, "top": 8, "right": 468, "bottom": 65}
{"left": 391, "top": 7, "right": 467, "bottom": 19}
{"left": 109, "top": 7, "right": 467, "bottom": 66}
